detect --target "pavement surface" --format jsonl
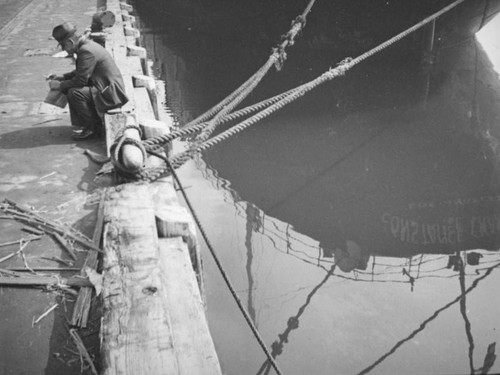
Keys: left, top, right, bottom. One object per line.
{"left": 0, "top": 0, "right": 109, "bottom": 373}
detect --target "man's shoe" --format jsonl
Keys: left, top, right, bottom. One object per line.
{"left": 72, "top": 128, "right": 96, "bottom": 140}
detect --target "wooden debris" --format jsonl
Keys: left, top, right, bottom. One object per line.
{"left": 1, "top": 199, "right": 102, "bottom": 253}
{"left": 22, "top": 226, "right": 45, "bottom": 236}
{"left": 41, "top": 256, "right": 74, "bottom": 267}
{"left": 33, "top": 303, "right": 58, "bottom": 326}
{"left": 0, "top": 273, "right": 91, "bottom": 287}
{"left": 53, "top": 233, "right": 78, "bottom": 261}
{"left": 71, "top": 193, "right": 105, "bottom": 328}
{"left": 0, "top": 235, "right": 41, "bottom": 248}
{"left": 7, "top": 267, "right": 80, "bottom": 272}
{"left": 69, "top": 328, "right": 98, "bottom": 375}
{"left": 0, "top": 238, "right": 33, "bottom": 264}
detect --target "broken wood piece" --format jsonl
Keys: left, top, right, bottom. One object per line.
{"left": 8, "top": 267, "right": 80, "bottom": 272}
{"left": 2, "top": 199, "right": 101, "bottom": 253}
{"left": 71, "top": 192, "right": 105, "bottom": 328}
{"left": 0, "top": 235, "right": 41, "bottom": 248}
{"left": 0, "top": 238, "right": 33, "bottom": 264}
{"left": 22, "top": 226, "right": 45, "bottom": 236}
{"left": 53, "top": 233, "right": 78, "bottom": 261}
{"left": 0, "top": 268, "right": 25, "bottom": 277}
{"left": 0, "top": 275, "right": 91, "bottom": 287}
{"left": 69, "top": 328, "right": 99, "bottom": 375}
{"left": 41, "top": 256, "right": 74, "bottom": 267}
{"left": 33, "top": 303, "right": 58, "bottom": 326}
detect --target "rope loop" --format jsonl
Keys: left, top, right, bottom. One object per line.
{"left": 110, "top": 125, "right": 147, "bottom": 178}
{"left": 273, "top": 46, "right": 287, "bottom": 71}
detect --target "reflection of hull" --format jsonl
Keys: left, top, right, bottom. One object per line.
{"left": 201, "top": 36, "right": 500, "bottom": 259}
{"left": 134, "top": 0, "right": 500, "bottom": 258}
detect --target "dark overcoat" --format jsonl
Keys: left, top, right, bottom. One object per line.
{"left": 60, "top": 38, "right": 128, "bottom": 113}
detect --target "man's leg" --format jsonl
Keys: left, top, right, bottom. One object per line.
{"left": 67, "top": 87, "right": 102, "bottom": 134}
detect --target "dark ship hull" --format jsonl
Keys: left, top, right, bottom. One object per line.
{"left": 155, "top": 0, "right": 500, "bottom": 54}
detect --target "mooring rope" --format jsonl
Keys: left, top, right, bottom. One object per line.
{"left": 142, "top": 86, "right": 300, "bottom": 150}
{"left": 149, "top": 150, "right": 283, "bottom": 375}
{"left": 128, "top": 0, "right": 472, "bottom": 183}
{"left": 118, "top": 1, "right": 473, "bottom": 371}
{"left": 139, "top": 0, "right": 318, "bottom": 154}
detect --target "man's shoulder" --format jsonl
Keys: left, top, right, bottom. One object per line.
{"left": 79, "top": 38, "right": 107, "bottom": 55}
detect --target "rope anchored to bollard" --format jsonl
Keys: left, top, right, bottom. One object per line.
{"left": 118, "top": 0, "right": 470, "bottom": 183}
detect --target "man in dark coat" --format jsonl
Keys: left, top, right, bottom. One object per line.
{"left": 48, "top": 22, "right": 128, "bottom": 139}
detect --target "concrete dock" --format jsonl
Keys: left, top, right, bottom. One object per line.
{"left": 0, "top": 0, "right": 221, "bottom": 373}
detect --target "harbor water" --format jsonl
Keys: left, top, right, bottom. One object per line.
{"left": 130, "top": 1, "right": 500, "bottom": 374}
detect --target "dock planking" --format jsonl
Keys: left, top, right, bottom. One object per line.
{"left": 99, "top": 1, "right": 221, "bottom": 373}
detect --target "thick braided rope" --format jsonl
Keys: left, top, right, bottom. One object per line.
{"left": 175, "top": 66, "right": 348, "bottom": 161}
{"left": 350, "top": 0, "right": 467, "bottom": 67}
{"left": 140, "top": 0, "right": 469, "bottom": 182}
{"left": 197, "top": 0, "right": 318, "bottom": 142}
{"left": 152, "top": 152, "right": 283, "bottom": 374}
{"left": 142, "top": 87, "right": 299, "bottom": 151}
{"left": 142, "top": 86, "right": 300, "bottom": 151}
{"left": 187, "top": 55, "right": 279, "bottom": 128}
{"left": 140, "top": 0, "right": 318, "bottom": 151}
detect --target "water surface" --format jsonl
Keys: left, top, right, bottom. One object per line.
{"left": 132, "top": 2, "right": 500, "bottom": 374}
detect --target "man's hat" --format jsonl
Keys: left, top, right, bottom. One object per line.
{"left": 52, "top": 22, "right": 77, "bottom": 45}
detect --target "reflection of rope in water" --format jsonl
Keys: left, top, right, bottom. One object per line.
{"left": 256, "top": 264, "right": 337, "bottom": 375}
{"left": 357, "top": 259, "right": 500, "bottom": 375}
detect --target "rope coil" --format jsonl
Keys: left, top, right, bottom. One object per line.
{"left": 110, "top": 124, "right": 147, "bottom": 176}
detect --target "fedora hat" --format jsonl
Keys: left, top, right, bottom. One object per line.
{"left": 52, "top": 22, "right": 77, "bottom": 45}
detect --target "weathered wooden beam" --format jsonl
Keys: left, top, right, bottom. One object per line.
{"left": 158, "top": 237, "right": 221, "bottom": 374}
{"left": 101, "top": 183, "right": 177, "bottom": 375}
{"left": 100, "top": 181, "right": 219, "bottom": 374}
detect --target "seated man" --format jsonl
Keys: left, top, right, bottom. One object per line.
{"left": 48, "top": 22, "right": 128, "bottom": 139}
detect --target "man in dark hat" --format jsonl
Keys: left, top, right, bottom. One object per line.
{"left": 48, "top": 22, "right": 128, "bottom": 139}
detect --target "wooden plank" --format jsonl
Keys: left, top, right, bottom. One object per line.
{"left": 101, "top": 183, "right": 180, "bottom": 375}
{"left": 134, "top": 87, "right": 155, "bottom": 121}
{"left": 71, "top": 192, "right": 106, "bottom": 328}
{"left": 127, "top": 55, "right": 144, "bottom": 77}
{"left": 159, "top": 237, "right": 221, "bottom": 375}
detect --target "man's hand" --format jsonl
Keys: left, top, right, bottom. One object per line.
{"left": 46, "top": 74, "right": 64, "bottom": 81}
{"left": 48, "top": 80, "right": 61, "bottom": 91}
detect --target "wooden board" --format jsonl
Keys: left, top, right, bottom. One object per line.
{"left": 159, "top": 237, "right": 221, "bottom": 374}
{"left": 100, "top": 182, "right": 220, "bottom": 375}
{"left": 101, "top": 183, "right": 179, "bottom": 375}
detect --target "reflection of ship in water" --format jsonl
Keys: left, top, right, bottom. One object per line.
{"left": 135, "top": 0, "right": 500, "bottom": 266}
{"left": 130, "top": 2, "right": 500, "bottom": 373}
{"left": 199, "top": 36, "right": 500, "bottom": 269}
{"left": 196, "top": 163, "right": 500, "bottom": 374}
